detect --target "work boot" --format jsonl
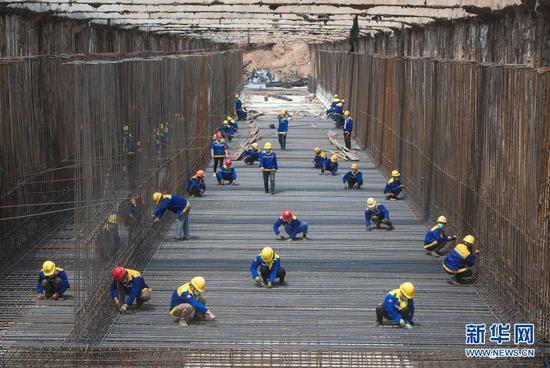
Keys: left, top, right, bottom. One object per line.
{"left": 375, "top": 305, "right": 384, "bottom": 326}
{"left": 217, "top": 180, "right": 222, "bottom": 185}
{"left": 302, "top": 234, "right": 307, "bottom": 240}
{"left": 449, "top": 277, "right": 461, "bottom": 286}
{"left": 430, "top": 251, "right": 441, "bottom": 258}
{"left": 179, "top": 319, "right": 189, "bottom": 328}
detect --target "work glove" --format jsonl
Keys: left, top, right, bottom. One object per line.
{"left": 404, "top": 322, "right": 413, "bottom": 330}
{"left": 36, "top": 293, "right": 45, "bottom": 300}
{"left": 254, "top": 276, "right": 261, "bottom": 284}
{"left": 51, "top": 293, "right": 59, "bottom": 300}
{"left": 278, "top": 233, "right": 285, "bottom": 240}
{"left": 119, "top": 304, "right": 128, "bottom": 312}
{"left": 399, "top": 319, "right": 406, "bottom": 327}
{"left": 114, "top": 297, "right": 121, "bottom": 308}
{"left": 266, "top": 282, "right": 272, "bottom": 288}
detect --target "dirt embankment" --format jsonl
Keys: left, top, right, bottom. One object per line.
{"left": 243, "top": 43, "right": 311, "bottom": 78}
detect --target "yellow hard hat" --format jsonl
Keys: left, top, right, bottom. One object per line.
{"left": 282, "top": 109, "right": 288, "bottom": 114}
{"left": 320, "top": 152, "right": 327, "bottom": 158}
{"left": 108, "top": 214, "right": 118, "bottom": 224}
{"left": 313, "top": 147, "right": 321, "bottom": 153}
{"left": 333, "top": 94, "right": 339, "bottom": 98}
{"left": 331, "top": 155, "right": 338, "bottom": 162}
{"left": 436, "top": 216, "right": 448, "bottom": 224}
{"left": 42, "top": 261, "right": 56, "bottom": 277}
{"left": 400, "top": 282, "right": 415, "bottom": 299}
{"left": 261, "top": 247, "right": 274, "bottom": 263}
{"left": 367, "top": 197, "right": 377, "bottom": 210}
{"left": 463, "top": 235, "right": 475, "bottom": 245}
{"left": 337, "top": 102, "right": 343, "bottom": 107}
{"left": 264, "top": 142, "right": 272, "bottom": 150}
{"left": 191, "top": 276, "right": 206, "bottom": 293}
{"left": 391, "top": 170, "right": 400, "bottom": 177}
{"left": 235, "top": 94, "right": 239, "bottom": 98}
{"left": 227, "top": 116, "right": 233, "bottom": 121}
{"left": 251, "top": 142, "right": 259, "bottom": 149}
{"left": 351, "top": 163, "right": 358, "bottom": 170}
{"left": 152, "top": 192, "right": 162, "bottom": 204}
{"left": 344, "top": 110, "right": 350, "bottom": 116}
{"left": 223, "top": 120, "right": 229, "bottom": 125}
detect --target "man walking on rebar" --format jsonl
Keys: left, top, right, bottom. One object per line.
{"left": 152, "top": 192, "right": 191, "bottom": 240}
{"left": 211, "top": 132, "right": 228, "bottom": 175}
{"left": 277, "top": 110, "right": 289, "bottom": 150}
{"left": 259, "top": 142, "right": 278, "bottom": 194}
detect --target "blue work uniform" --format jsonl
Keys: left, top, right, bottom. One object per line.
{"left": 323, "top": 159, "right": 338, "bottom": 175}
{"left": 343, "top": 170, "right": 363, "bottom": 187}
{"left": 219, "top": 124, "right": 235, "bottom": 137}
{"left": 228, "top": 119, "right": 239, "bottom": 130}
{"left": 443, "top": 243, "right": 476, "bottom": 274}
{"left": 250, "top": 254, "right": 282, "bottom": 284}
{"left": 170, "top": 283, "right": 208, "bottom": 315}
{"left": 277, "top": 117, "right": 289, "bottom": 133}
{"left": 216, "top": 166, "right": 237, "bottom": 182}
{"left": 235, "top": 99, "right": 247, "bottom": 120}
{"left": 332, "top": 104, "right": 344, "bottom": 124}
{"left": 244, "top": 147, "right": 260, "bottom": 161}
{"left": 384, "top": 178, "right": 403, "bottom": 197}
{"left": 424, "top": 225, "right": 452, "bottom": 250}
{"left": 111, "top": 269, "right": 149, "bottom": 305}
{"left": 343, "top": 117, "right": 353, "bottom": 133}
{"left": 36, "top": 268, "right": 70, "bottom": 296}
{"left": 210, "top": 140, "right": 228, "bottom": 158}
{"left": 259, "top": 151, "right": 278, "bottom": 170}
{"left": 382, "top": 289, "right": 415, "bottom": 323}
{"left": 187, "top": 176, "right": 206, "bottom": 194}
{"left": 314, "top": 152, "right": 326, "bottom": 168}
{"left": 365, "top": 204, "right": 389, "bottom": 227}
{"left": 273, "top": 216, "right": 308, "bottom": 240}
{"left": 154, "top": 194, "right": 190, "bottom": 219}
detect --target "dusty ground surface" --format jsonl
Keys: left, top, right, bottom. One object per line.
{"left": 243, "top": 43, "right": 311, "bottom": 78}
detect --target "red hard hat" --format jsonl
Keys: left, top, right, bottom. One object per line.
{"left": 133, "top": 194, "right": 141, "bottom": 204}
{"left": 196, "top": 170, "right": 205, "bottom": 178}
{"left": 282, "top": 210, "right": 293, "bottom": 221}
{"left": 224, "top": 159, "right": 232, "bottom": 167}
{"left": 112, "top": 266, "right": 125, "bottom": 281}
{"left": 215, "top": 131, "right": 223, "bottom": 138}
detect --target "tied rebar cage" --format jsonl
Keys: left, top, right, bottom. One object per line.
{"left": 310, "top": 49, "right": 550, "bottom": 345}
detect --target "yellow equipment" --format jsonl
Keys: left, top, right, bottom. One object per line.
{"left": 391, "top": 170, "right": 400, "bottom": 177}
{"left": 153, "top": 192, "right": 162, "bottom": 204}
{"left": 261, "top": 247, "right": 274, "bottom": 263}
{"left": 223, "top": 120, "right": 229, "bottom": 125}
{"left": 264, "top": 142, "right": 272, "bottom": 150}
{"left": 191, "top": 276, "right": 206, "bottom": 293}
{"left": 234, "top": 94, "right": 239, "bottom": 98}
{"left": 400, "top": 282, "right": 415, "bottom": 299}
{"left": 351, "top": 163, "right": 358, "bottom": 170}
{"left": 330, "top": 155, "right": 338, "bottom": 162}
{"left": 463, "top": 235, "right": 475, "bottom": 245}
{"left": 252, "top": 143, "right": 259, "bottom": 149}
{"left": 344, "top": 111, "right": 350, "bottom": 116}
{"left": 108, "top": 214, "right": 118, "bottom": 224}
{"left": 313, "top": 147, "right": 321, "bottom": 153}
{"left": 367, "top": 197, "right": 377, "bottom": 210}
{"left": 437, "top": 216, "right": 448, "bottom": 224}
{"left": 42, "top": 261, "right": 56, "bottom": 277}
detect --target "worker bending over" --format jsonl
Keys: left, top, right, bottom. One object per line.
{"left": 321, "top": 154, "right": 339, "bottom": 175}
{"left": 313, "top": 147, "right": 326, "bottom": 169}
{"left": 243, "top": 143, "right": 260, "bottom": 165}
{"left": 111, "top": 266, "right": 151, "bottom": 312}
{"left": 273, "top": 210, "right": 308, "bottom": 241}
{"left": 218, "top": 120, "right": 235, "bottom": 142}
{"left": 343, "top": 163, "right": 363, "bottom": 189}
{"left": 424, "top": 216, "right": 457, "bottom": 257}
{"left": 187, "top": 170, "right": 206, "bottom": 197}
{"left": 250, "top": 247, "right": 286, "bottom": 288}
{"left": 277, "top": 112, "right": 289, "bottom": 150}
{"left": 384, "top": 170, "right": 404, "bottom": 200}
{"left": 365, "top": 198, "right": 393, "bottom": 230}
{"left": 343, "top": 111, "right": 353, "bottom": 149}
{"left": 326, "top": 94, "right": 341, "bottom": 118}
{"left": 210, "top": 132, "right": 228, "bottom": 174}
{"left": 152, "top": 192, "right": 191, "bottom": 240}
{"left": 227, "top": 116, "right": 238, "bottom": 131}
{"left": 235, "top": 95, "right": 247, "bottom": 121}
{"left": 259, "top": 142, "right": 278, "bottom": 195}
{"left": 170, "top": 276, "right": 216, "bottom": 327}
{"left": 331, "top": 102, "right": 345, "bottom": 127}
{"left": 216, "top": 159, "right": 237, "bottom": 185}
{"left": 443, "top": 235, "right": 479, "bottom": 285}
{"left": 36, "top": 261, "right": 70, "bottom": 300}
{"left": 376, "top": 282, "right": 415, "bottom": 329}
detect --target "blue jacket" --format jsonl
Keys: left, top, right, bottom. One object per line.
{"left": 343, "top": 118, "right": 353, "bottom": 132}
{"left": 424, "top": 225, "right": 452, "bottom": 248}
{"left": 250, "top": 254, "right": 281, "bottom": 284}
{"left": 323, "top": 159, "right": 338, "bottom": 175}
{"left": 37, "top": 268, "right": 70, "bottom": 295}
{"left": 259, "top": 151, "right": 278, "bottom": 170}
{"left": 211, "top": 140, "right": 228, "bottom": 157}
{"left": 219, "top": 124, "right": 235, "bottom": 136}
{"left": 343, "top": 170, "right": 363, "bottom": 185}
{"left": 235, "top": 99, "right": 244, "bottom": 111}
{"left": 278, "top": 118, "right": 289, "bottom": 133}
{"left": 384, "top": 178, "right": 402, "bottom": 194}
{"left": 245, "top": 147, "right": 260, "bottom": 160}
{"left": 365, "top": 204, "right": 389, "bottom": 226}
{"left": 170, "top": 283, "right": 208, "bottom": 315}
{"left": 273, "top": 216, "right": 303, "bottom": 240}
{"left": 314, "top": 153, "right": 326, "bottom": 168}
{"left": 382, "top": 288, "right": 415, "bottom": 323}
{"left": 217, "top": 166, "right": 237, "bottom": 180}
{"left": 111, "top": 269, "right": 148, "bottom": 305}
{"left": 443, "top": 243, "right": 476, "bottom": 273}
{"left": 187, "top": 176, "right": 206, "bottom": 193}
{"left": 154, "top": 194, "right": 190, "bottom": 219}
{"left": 333, "top": 104, "right": 344, "bottom": 116}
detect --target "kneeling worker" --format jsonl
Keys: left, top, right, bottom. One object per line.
{"left": 111, "top": 266, "right": 152, "bottom": 312}
{"left": 243, "top": 143, "right": 260, "bottom": 165}
{"left": 343, "top": 163, "right": 363, "bottom": 189}
{"left": 36, "top": 261, "right": 70, "bottom": 300}
{"left": 170, "top": 276, "right": 216, "bottom": 327}
{"left": 313, "top": 147, "right": 326, "bottom": 169}
{"left": 321, "top": 154, "right": 339, "bottom": 175}
{"left": 216, "top": 159, "right": 237, "bottom": 185}
{"left": 187, "top": 170, "right": 206, "bottom": 197}
{"left": 376, "top": 282, "right": 415, "bottom": 329}
{"left": 365, "top": 198, "right": 393, "bottom": 231}
{"left": 250, "top": 247, "right": 286, "bottom": 288}
{"left": 273, "top": 210, "right": 308, "bottom": 241}
{"left": 443, "top": 235, "right": 479, "bottom": 285}
{"left": 384, "top": 170, "right": 404, "bottom": 200}
{"left": 424, "top": 216, "right": 457, "bottom": 256}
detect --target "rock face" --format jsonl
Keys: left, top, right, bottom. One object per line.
{"left": 243, "top": 42, "right": 312, "bottom": 79}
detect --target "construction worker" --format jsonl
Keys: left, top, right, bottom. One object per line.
{"left": 216, "top": 159, "right": 237, "bottom": 185}
{"left": 343, "top": 163, "right": 363, "bottom": 189}
{"left": 250, "top": 247, "right": 286, "bottom": 288}
{"left": 365, "top": 198, "right": 393, "bottom": 231}
{"left": 227, "top": 115, "right": 238, "bottom": 131}
{"left": 210, "top": 132, "right": 228, "bottom": 174}
{"left": 259, "top": 142, "right": 278, "bottom": 195}
{"left": 187, "top": 170, "right": 206, "bottom": 197}
{"left": 152, "top": 192, "right": 191, "bottom": 240}
{"left": 273, "top": 210, "right": 308, "bottom": 241}
{"left": 277, "top": 112, "right": 289, "bottom": 150}
{"left": 101, "top": 214, "right": 123, "bottom": 259}
{"left": 127, "top": 193, "right": 142, "bottom": 225}
{"left": 343, "top": 111, "right": 353, "bottom": 149}
{"left": 424, "top": 216, "right": 457, "bottom": 257}
{"left": 332, "top": 101, "right": 344, "bottom": 127}
{"left": 384, "top": 170, "right": 405, "bottom": 200}
{"left": 376, "top": 282, "right": 415, "bottom": 329}
{"left": 443, "top": 235, "right": 479, "bottom": 285}
{"left": 170, "top": 276, "right": 216, "bottom": 327}
{"left": 313, "top": 147, "right": 326, "bottom": 169}
{"left": 243, "top": 142, "right": 260, "bottom": 165}
{"left": 36, "top": 261, "right": 70, "bottom": 300}
{"left": 218, "top": 120, "right": 235, "bottom": 142}
{"left": 326, "top": 93, "right": 340, "bottom": 117}
{"left": 111, "top": 266, "right": 152, "bottom": 312}
{"left": 235, "top": 94, "right": 247, "bottom": 121}
{"left": 321, "top": 154, "right": 339, "bottom": 175}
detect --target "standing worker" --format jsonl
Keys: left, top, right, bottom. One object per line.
{"left": 170, "top": 276, "right": 216, "bottom": 327}
{"left": 273, "top": 210, "right": 308, "bottom": 241}
{"left": 187, "top": 170, "right": 206, "bottom": 197}
{"left": 376, "top": 282, "right": 415, "bottom": 329}
{"left": 343, "top": 111, "right": 353, "bottom": 149}
{"left": 250, "top": 247, "right": 286, "bottom": 288}
{"left": 321, "top": 154, "right": 339, "bottom": 175}
{"left": 343, "top": 163, "right": 363, "bottom": 189}
{"left": 313, "top": 147, "right": 326, "bottom": 169}
{"left": 111, "top": 266, "right": 152, "bottom": 312}
{"left": 216, "top": 159, "right": 237, "bottom": 185}
{"left": 152, "top": 192, "right": 191, "bottom": 241}
{"left": 365, "top": 198, "right": 393, "bottom": 231}
{"left": 443, "top": 235, "right": 479, "bottom": 285}
{"left": 424, "top": 216, "right": 457, "bottom": 257}
{"left": 235, "top": 95, "right": 247, "bottom": 121}
{"left": 277, "top": 112, "right": 289, "bottom": 150}
{"left": 210, "top": 132, "right": 228, "bottom": 175}
{"left": 243, "top": 143, "right": 261, "bottom": 165}
{"left": 259, "top": 142, "right": 278, "bottom": 195}
{"left": 384, "top": 170, "right": 405, "bottom": 200}
{"left": 36, "top": 261, "right": 70, "bottom": 300}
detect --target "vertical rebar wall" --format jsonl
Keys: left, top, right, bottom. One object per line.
{"left": 310, "top": 50, "right": 550, "bottom": 343}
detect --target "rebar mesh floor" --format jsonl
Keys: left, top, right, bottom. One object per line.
{"left": 98, "top": 89, "right": 495, "bottom": 352}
